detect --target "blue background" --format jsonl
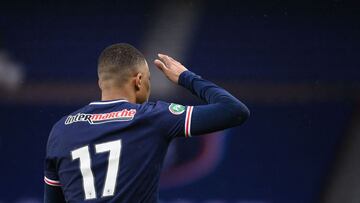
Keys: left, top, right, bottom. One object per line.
{"left": 0, "top": 0, "right": 358, "bottom": 202}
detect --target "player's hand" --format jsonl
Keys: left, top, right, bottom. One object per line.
{"left": 154, "top": 54, "right": 188, "bottom": 84}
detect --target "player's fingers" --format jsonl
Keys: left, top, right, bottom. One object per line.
{"left": 164, "top": 55, "right": 182, "bottom": 67}
{"left": 166, "top": 55, "right": 176, "bottom": 64}
{"left": 154, "top": 59, "right": 167, "bottom": 71}
{"left": 158, "top": 53, "right": 166, "bottom": 59}
{"left": 158, "top": 54, "right": 172, "bottom": 67}
{"left": 168, "top": 56, "right": 177, "bottom": 62}
{"left": 165, "top": 55, "right": 180, "bottom": 69}
{"left": 168, "top": 56, "right": 182, "bottom": 66}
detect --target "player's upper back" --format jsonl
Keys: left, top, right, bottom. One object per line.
{"left": 45, "top": 99, "right": 190, "bottom": 202}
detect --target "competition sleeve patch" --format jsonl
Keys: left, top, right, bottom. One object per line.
{"left": 168, "top": 103, "right": 186, "bottom": 115}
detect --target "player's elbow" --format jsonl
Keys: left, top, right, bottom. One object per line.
{"left": 231, "top": 102, "right": 250, "bottom": 125}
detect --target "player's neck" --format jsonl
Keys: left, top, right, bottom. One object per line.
{"left": 101, "top": 88, "right": 136, "bottom": 103}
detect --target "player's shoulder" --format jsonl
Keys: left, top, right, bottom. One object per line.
{"left": 138, "top": 101, "right": 187, "bottom": 116}
{"left": 48, "top": 105, "right": 89, "bottom": 140}
{"left": 54, "top": 105, "right": 89, "bottom": 128}
{"left": 138, "top": 101, "right": 166, "bottom": 111}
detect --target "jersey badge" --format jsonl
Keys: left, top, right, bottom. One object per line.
{"left": 169, "top": 103, "right": 186, "bottom": 115}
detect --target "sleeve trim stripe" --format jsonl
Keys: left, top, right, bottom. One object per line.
{"left": 44, "top": 176, "right": 61, "bottom": 187}
{"left": 188, "top": 106, "right": 194, "bottom": 137}
{"left": 185, "top": 106, "right": 194, "bottom": 138}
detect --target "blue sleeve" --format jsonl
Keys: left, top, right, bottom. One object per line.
{"left": 146, "top": 101, "right": 188, "bottom": 139}
{"left": 178, "top": 71, "right": 250, "bottom": 136}
{"left": 44, "top": 128, "right": 61, "bottom": 196}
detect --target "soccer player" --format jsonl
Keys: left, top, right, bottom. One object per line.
{"left": 44, "top": 43, "right": 250, "bottom": 202}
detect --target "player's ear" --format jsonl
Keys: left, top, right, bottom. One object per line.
{"left": 134, "top": 72, "right": 142, "bottom": 91}
{"left": 98, "top": 79, "right": 102, "bottom": 90}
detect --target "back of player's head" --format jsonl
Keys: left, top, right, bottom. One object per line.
{"left": 98, "top": 43, "right": 146, "bottom": 87}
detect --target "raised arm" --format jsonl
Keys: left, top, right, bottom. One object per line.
{"left": 154, "top": 54, "right": 250, "bottom": 136}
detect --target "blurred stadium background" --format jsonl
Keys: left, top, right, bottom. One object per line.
{"left": 0, "top": 0, "right": 359, "bottom": 202}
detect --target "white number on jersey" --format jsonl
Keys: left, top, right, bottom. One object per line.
{"left": 71, "top": 139, "right": 122, "bottom": 200}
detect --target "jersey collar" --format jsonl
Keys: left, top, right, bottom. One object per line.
{"left": 89, "top": 99, "right": 128, "bottom": 105}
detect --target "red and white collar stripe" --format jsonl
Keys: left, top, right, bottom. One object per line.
{"left": 184, "top": 106, "right": 194, "bottom": 138}
{"left": 44, "top": 176, "right": 61, "bottom": 187}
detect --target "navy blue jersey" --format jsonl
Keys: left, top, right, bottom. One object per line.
{"left": 45, "top": 100, "right": 194, "bottom": 202}
{"left": 44, "top": 71, "right": 250, "bottom": 203}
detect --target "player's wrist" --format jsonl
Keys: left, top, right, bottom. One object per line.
{"left": 178, "top": 70, "right": 198, "bottom": 87}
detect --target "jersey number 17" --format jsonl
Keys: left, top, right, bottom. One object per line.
{"left": 71, "top": 139, "right": 122, "bottom": 200}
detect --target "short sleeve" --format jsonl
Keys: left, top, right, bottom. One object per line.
{"left": 44, "top": 157, "right": 61, "bottom": 187}
{"left": 150, "top": 101, "right": 194, "bottom": 139}
{"left": 44, "top": 128, "right": 61, "bottom": 187}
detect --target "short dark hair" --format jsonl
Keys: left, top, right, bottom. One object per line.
{"left": 98, "top": 43, "right": 146, "bottom": 85}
